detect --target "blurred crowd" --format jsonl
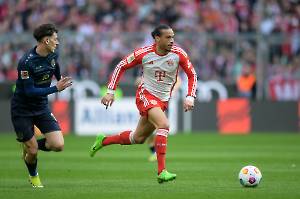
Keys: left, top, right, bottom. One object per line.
{"left": 0, "top": 0, "right": 299, "bottom": 98}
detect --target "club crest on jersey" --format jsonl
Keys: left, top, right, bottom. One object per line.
{"left": 51, "top": 59, "right": 56, "bottom": 68}
{"left": 150, "top": 100, "right": 157, "bottom": 105}
{"left": 127, "top": 53, "right": 135, "bottom": 63}
{"left": 167, "top": 59, "right": 174, "bottom": 66}
{"left": 20, "top": 70, "right": 29, "bottom": 79}
{"left": 42, "top": 74, "right": 50, "bottom": 81}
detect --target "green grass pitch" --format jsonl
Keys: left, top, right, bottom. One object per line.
{"left": 0, "top": 133, "right": 300, "bottom": 199}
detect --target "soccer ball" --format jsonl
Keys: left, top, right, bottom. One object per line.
{"left": 239, "top": 165, "right": 262, "bottom": 187}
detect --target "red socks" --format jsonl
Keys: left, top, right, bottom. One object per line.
{"left": 102, "top": 131, "right": 132, "bottom": 146}
{"left": 155, "top": 128, "right": 169, "bottom": 174}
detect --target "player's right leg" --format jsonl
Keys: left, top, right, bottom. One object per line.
{"left": 11, "top": 115, "right": 43, "bottom": 188}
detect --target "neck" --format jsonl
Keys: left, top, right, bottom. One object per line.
{"left": 36, "top": 44, "right": 49, "bottom": 57}
{"left": 155, "top": 45, "right": 168, "bottom": 56}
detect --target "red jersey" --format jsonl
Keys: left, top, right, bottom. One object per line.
{"left": 108, "top": 43, "right": 197, "bottom": 101}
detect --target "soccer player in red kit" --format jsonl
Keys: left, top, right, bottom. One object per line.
{"left": 90, "top": 24, "right": 197, "bottom": 183}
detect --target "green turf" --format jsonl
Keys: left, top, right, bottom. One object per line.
{"left": 0, "top": 133, "right": 300, "bottom": 199}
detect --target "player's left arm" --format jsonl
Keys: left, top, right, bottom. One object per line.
{"left": 178, "top": 50, "right": 198, "bottom": 112}
{"left": 52, "top": 51, "right": 62, "bottom": 81}
{"left": 52, "top": 52, "right": 73, "bottom": 90}
{"left": 54, "top": 62, "right": 62, "bottom": 81}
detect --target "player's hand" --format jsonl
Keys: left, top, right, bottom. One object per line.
{"left": 183, "top": 97, "right": 194, "bottom": 112}
{"left": 56, "top": 76, "right": 72, "bottom": 91}
{"left": 101, "top": 93, "right": 115, "bottom": 109}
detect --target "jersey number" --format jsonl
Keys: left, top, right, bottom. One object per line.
{"left": 155, "top": 71, "right": 166, "bottom": 82}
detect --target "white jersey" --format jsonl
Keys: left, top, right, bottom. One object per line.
{"left": 108, "top": 44, "right": 197, "bottom": 101}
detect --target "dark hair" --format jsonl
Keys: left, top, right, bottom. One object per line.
{"left": 33, "top": 23, "right": 58, "bottom": 42}
{"left": 151, "top": 24, "right": 171, "bottom": 39}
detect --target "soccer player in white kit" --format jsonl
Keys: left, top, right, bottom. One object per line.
{"left": 90, "top": 24, "right": 197, "bottom": 183}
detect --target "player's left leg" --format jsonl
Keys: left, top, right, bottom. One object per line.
{"left": 44, "top": 130, "right": 64, "bottom": 151}
{"left": 34, "top": 112, "right": 64, "bottom": 152}
{"left": 147, "top": 107, "right": 176, "bottom": 183}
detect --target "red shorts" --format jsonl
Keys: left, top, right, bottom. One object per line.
{"left": 136, "top": 86, "right": 168, "bottom": 116}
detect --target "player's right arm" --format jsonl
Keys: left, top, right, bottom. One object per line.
{"left": 19, "top": 60, "right": 72, "bottom": 96}
{"left": 101, "top": 50, "right": 143, "bottom": 108}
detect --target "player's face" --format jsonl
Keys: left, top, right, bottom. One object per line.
{"left": 45, "top": 32, "right": 59, "bottom": 53}
{"left": 157, "top": 29, "right": 174, "bottom": 52}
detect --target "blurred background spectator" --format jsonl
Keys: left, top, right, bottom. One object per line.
{"left": 236, "top": 65, "right": 256, "bottom": 98}
{"left": 0, "top": 0, "right": 299, "bottom": 100}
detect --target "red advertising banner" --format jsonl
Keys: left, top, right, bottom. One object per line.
{"left": 34, "top": 101, "right": 70, "bottom": 135}
{"left": 217, "top": 98, "right": 251, "bottom": 134}
{"left": 52, "top": 100, "right": 70, "bottom": 135}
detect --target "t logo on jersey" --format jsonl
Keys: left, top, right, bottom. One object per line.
{"left": 155, "top": 70, "right": 166, "bottom": 82}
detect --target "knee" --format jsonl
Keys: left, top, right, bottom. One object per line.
{"left": 53, "top": 143, "right": 64, "bottom": 151}
{"left": 49, "top": 142, "right": 64, "bottom": 152}
{"left": 52, "top": 144, "right": 64, "bottom": 152}
{"left": 27, "top": 147, "right": 38, "bottom": 157}
{"left": 133, "top": 135, "right": 147, "bottom": 144}
{"left": 156, "top": 121, "right": 169, "bottom": 129}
